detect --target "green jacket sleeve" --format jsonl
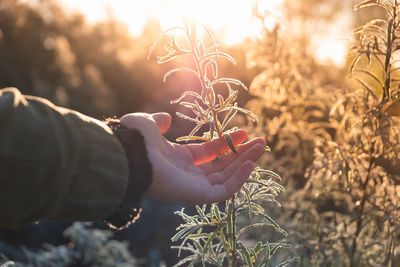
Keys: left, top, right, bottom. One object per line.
{"left": 0, "top": 87, "right": 130, "bottom": 226}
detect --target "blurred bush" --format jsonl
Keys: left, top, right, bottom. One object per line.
{"left": 0, "top": 0, "right": 169, "bottom": 117}
{"left": 1, "top": 223, "right": 141, "bottom": 266}
{"left": 242, "top": 1, "right": 400, "bottom": 266}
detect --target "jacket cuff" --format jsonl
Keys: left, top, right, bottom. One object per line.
{"left": 104, "top": 119, "right": 153, "bottom": 229}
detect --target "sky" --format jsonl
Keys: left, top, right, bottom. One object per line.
{"left": 57, "top": 0, "right": 350, "bottom": 66}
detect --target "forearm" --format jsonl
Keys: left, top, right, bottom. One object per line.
{"left": 0, "top": 87, "right": 129, "bottom": 226}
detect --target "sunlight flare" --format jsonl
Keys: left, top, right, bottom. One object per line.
{"left": 59, "top": 0, "right": 283, "bottom": 45}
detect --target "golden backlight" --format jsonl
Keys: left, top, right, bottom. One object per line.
{"left": 60, "top": 0, "right": 348, "bottom": 66}
{"left": 60, "top": 0, "right": 283, "bottom": 45}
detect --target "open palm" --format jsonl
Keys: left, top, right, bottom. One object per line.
{"left": 121, "top": 113, "right": 266, "bottom": 205}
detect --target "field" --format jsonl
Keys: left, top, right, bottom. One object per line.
{"left": 0, "top": 0, "right": 399, "bottom": 266}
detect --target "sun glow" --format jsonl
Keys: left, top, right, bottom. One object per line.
{"left": 59, "top": 0, "right": 349, "bottom": 66}
{"left": 59, "top": 0, "right": 283, "bottom": 45}
{"left": 151, "top": 0, "right": 282, "bottom": 45}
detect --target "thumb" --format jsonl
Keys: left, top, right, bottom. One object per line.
{"left": 152, "top": 112, "right": 172, "bottom": 134}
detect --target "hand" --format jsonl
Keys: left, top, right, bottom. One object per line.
{"left": 120, "top": 112, "right": 266, "bottom": 205}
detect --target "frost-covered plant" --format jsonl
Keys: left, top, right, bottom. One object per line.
{"left": 284, "top": 1, "right": 400, "bottom": 266}
{"left": 241, "top": 1, "right": 400, "bottom": 266}
{"left": 350, "top": 0, "right": 400, "bottom": 104}
{"left": 5, "top": 223, "right": 140, "bottom": 267}
{"left": 308, "top": 1, "right": 400, "bottom": 266}
{"left": 149, "top": 21, "right": 295, "bottom": 267}
{"left": 246, "top": 24, "right": 334, "bottom": 188}
{"left": 243, "top": 12, "right": 336, "bottom": 266}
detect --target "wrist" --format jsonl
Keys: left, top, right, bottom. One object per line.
{"left": 103, "top": 119, "right": 153, "bottom": 229}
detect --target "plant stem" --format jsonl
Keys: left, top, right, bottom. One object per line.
{"left": 383, "top": 5, "right": 397, "bottom": 101}
{"left": 187, "top": 22, "right": 232, "bottom": 266}
{"left": 219, "top": 227, "right": 233, "bottom": 266}
{"left": 189, "top": 28, "right": 221, "bottom": 138}
{"left": 231, "top": 196, "right": 237, "bottom": 267}
{"left": 349, "top": 140, "right": 376, "bottom": 267}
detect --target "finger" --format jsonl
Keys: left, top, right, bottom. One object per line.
{"left": 200, "top": 137, "right": 266, "bottom": 175}
{"left": 121, "top": 112, "right": 155, "bottom": 131}
{"left": 207, "top": 160, "right": 254, "bottom": 204}
{"left": 186, "top": 129, "right": 248, "bottom": 166}
{"left": 152, "top": 112, "right": 172, "bottom": 134}
{"left": 206, "top": 143, "right": 265, "bottom": 184}
{"left": 120, "top": 113, "right": 168, "bottom": 147}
